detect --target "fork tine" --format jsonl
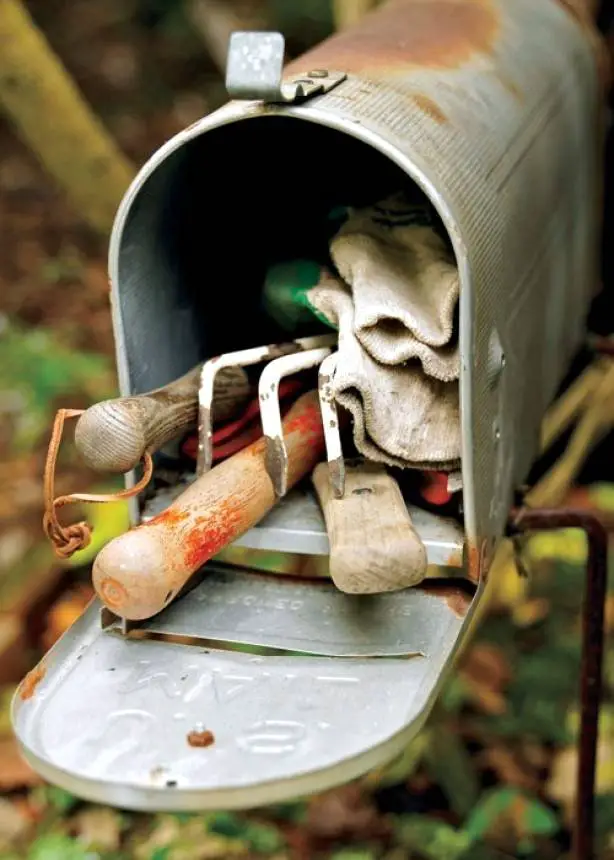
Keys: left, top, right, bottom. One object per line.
{"left": 259, "top": 344, "right": 334, "bottom": 496}
{"left": 197, "top": 335, "right": 335, "bottom": 476}
{"left": 318, "top": 352, "right": 345, "bottom": 499}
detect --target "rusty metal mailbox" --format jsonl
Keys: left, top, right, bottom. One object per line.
{"left": 12, "top": 0, "right": 606, "bottom": 812}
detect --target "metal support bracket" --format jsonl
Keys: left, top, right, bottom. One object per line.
{"left": 507, "top": 507, "right": 608, "bottom": 860}
{"left": 225, "top": 31, "right": 346, "bottom": 104}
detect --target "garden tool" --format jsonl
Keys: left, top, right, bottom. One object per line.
{"left": 74, "top": 362, "right": 250, "bottom": 474}
{"left": 420, "top": 472, "right": 453, "bottom": 507}
{"left": 318, "top": 351, "right": 346, "bottom": 498}
{"left": 312, "top": 458, "right": 427, "bottom": 593}
{"left": 261, "top": 208, "right": 461, "bottom": 473}
{"left": 180, "top": 378, "right": 304, "bottom": 463}
{"left": 92, "top": 389, "right": 325, "bottom": 621}
{"left": 197, "top": 334, "right": 336, "bottom": 476}
{"left": 258, "top": 343, "right": 334, "bottom": 497}
{"left": 314, "top": 352, "right": 428, "bottom": 593}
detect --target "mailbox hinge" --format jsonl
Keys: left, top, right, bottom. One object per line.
{"left": 225, "top": 31, "right": 346, "bottom": 105}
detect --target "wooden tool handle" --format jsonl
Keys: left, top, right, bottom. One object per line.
{"left": 312, "top": 460, "right": 427, "bottom": 594}
{"left": 75, "top": 364, "right": 250, "bottom": 473}
{"left": 92, "top": 390, "right": 325, "bottom": 620}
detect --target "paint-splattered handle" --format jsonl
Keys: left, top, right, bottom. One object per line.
{"left": 92, "top": 390, "right": 325, "bottom": 620}
{"left": 74, "top": 364, "right": 250, "bottom": 473}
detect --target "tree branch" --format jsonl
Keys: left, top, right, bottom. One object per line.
{"left": 0, "top": 0, "right": 135, "bottom": 235}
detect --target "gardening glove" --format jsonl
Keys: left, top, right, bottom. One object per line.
{"left": 308, "top": 270, "right": 461, "bottom": 471}
{"left": 330, "top": 193, "right": 460, "bottom": 383}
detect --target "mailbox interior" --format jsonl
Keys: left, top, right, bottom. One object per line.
{"left": 112, "top": 116, "right": 457, "bottom": 394}
{"left": 111, "top": 115, "right": 468, "bottom": 573}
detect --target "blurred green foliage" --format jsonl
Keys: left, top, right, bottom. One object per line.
{"left": 0, "top": 317, "right": 114, "bottom": 453}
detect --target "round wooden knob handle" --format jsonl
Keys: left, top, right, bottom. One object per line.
{"left": 75, "top": 364, "right": 250, "bottom": 473}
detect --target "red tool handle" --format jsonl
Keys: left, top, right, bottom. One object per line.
{"left": 181, "top": 378, "right": 303, "bottom": 462}
{"left": 92, "top": 390, "right": 325, "bottom": 620}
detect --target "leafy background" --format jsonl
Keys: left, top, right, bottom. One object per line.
{"left": 1, "top": 1, "right": 614, "bottom": 857}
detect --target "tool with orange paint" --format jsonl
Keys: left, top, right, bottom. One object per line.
{"left": 92, "top": 390, "right": 325, "bottom": 620}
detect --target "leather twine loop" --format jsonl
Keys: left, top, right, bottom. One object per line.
{"left": 43, "top": 408, "right": 153, "bottom": 559}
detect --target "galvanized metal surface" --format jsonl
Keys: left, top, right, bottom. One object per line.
{"left": 226, "top": 31, "right": 347, "bottom": 103}
{"left": 142, "top": 485, "right": 466, "bottom": 565}
{"left": 12, "top": 572, "right": 470, "bottom": 811}
{"left": 108, "top": 0, "right": 601, "bottom": 579}
{"left": 104, "top": 565, "right": 470, "bottom": 657}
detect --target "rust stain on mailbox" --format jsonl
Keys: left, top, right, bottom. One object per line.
{"left": 287, "top": 0, "right": 500, "bottom": 77}
{"left": 19, "top": 664, "right": 46, "bottom": 701}
{"left": 410, "top": 92, "right": 448, "bottom": 123}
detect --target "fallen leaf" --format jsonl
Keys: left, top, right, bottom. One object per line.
{"left": 0, "top": 685, "right": 16, "bottom": 735}
{"left": 487, "top": 546, "right": 530, "bottom": 614}
{"left": 0, "top": 529, "right": 29, "bottom": 569}
{"left": 463, "top": 685, "right": 508, "bottom": 717}
{"left": 71, "top": 806, "right": 123, "bottom": 851}
{"left": 527, "top": 528, "right": 588, "bottom": 565}
{"left": 498, "top": 643, "right": 580, "bottom": 745}
{"left": 0, "top": 737, "right": 42, "bottom": 790}
{"left": 587, "top": 482, "right": 614, "bottom": 511}
{"left": 133, "top": 815, "right": 180, "bottom": 859}
{"left": 547, "top": 710, "right": 614, "bottom": 823}
{"left": 242, "top": 821, "right": 285, "bottom": 853}
{"left": 423, "top": 727, "right": 480, "bottom": 818}
{"left": 477, "top": 744, "right": 541, "bottom": 792}
{"left": 134, "top": 814, "right": 249, "bottom": 860}
{"left": 41, "top": 786, "right": 79, "bottom": 815}
{"left": 306, "top": 784, "right": 390, "bottom": 841}
{"left": 511, "top": 598, "right": 550, "bottom": 628}
{"left": 265, "top": 802, "right": 307, "bottom": 824}
{"left": 459, "top": 643, "right": 513, "bottom": 716}
{"left": 0, "top": 798, "right": 29, "bottom": 852}
{"left": 27, "top": 833, "right": 91, "bottom": 860}
{"left": 394, "top": 815, "right": 473, "bottom": 859}
{"left": 519, "top": 740, "right": 552, "bottom": 772}
{"left": 208, "top": 812, "right": 284, "bottom": 853}
{"left": 460, "top": 644, "right": 512, "bottom": 691}
{"left": 363, "top": 730, "right": 430, "bottom": 789}
{"left": 546, "top": 745, "right": 576, "bottom": 824}
{"left": 42, "top": 585, "right": 94, "bottom": 649}
{"left": 464, "top": 787, "right": 559, "bottom": 852}
{"left": 0, "top": 614, "right": 28, "bottom": 685}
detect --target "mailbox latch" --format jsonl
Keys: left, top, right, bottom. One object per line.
{"left": 225, "top": 31, "right": 346, "bottom": 104}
